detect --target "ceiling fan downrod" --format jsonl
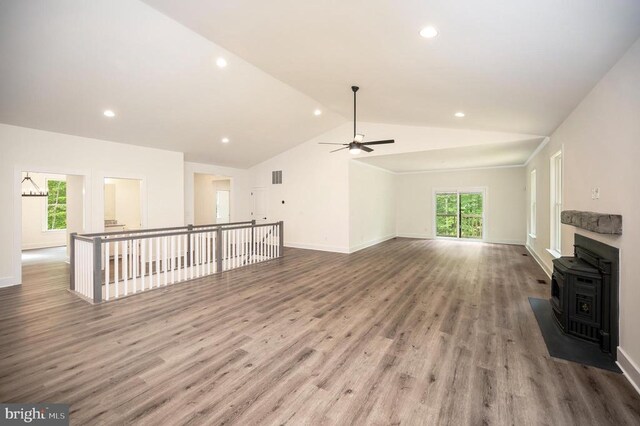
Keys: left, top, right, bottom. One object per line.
{"left": 352, "top": 85, "right": 359, "bottom": 138}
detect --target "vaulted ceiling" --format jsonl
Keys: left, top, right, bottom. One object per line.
{"left": 144, "top": 0, "right": 640, "bottom": 135}
{"left": 0, "top": 1, "right": 345, "bottom": 167}
{"left": 1, "top": 1, "right": 640, "bottom": 167}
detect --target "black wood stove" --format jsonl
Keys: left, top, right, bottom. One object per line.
{"left": 550, "top": 234, "right": 619, "bottom": 356}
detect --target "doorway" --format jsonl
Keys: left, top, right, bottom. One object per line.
{"left": 20, "top": 171, "right": 85, "bottom": 266}
{"left": 216, "top": 190, "right": 230, "bottom": 223}
{"left": 104, "top": 178, "right": 142, "bottom": 231}
{"left": 194, "top": 173, "right": 232, "bottom": 225}
{"left": 434, "top": 189, "right": 485, "bottom": 239}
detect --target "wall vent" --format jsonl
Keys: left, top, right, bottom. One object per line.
{"left": 272, "top": 170, "right": 282, "bottom": 185}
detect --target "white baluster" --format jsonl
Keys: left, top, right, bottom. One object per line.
{"left": 79, "top": 243, "right": 83, "bottom": 296}
{"left": 141, "top": 237, "right": 146, "bottom": 291}
{"left": 162, "top": 237, "right": 169, "bottom": 286}
{"left": 171, "top": 234, "right": 175, "bottom": 284}
{"left": 190, "top": 233, "right": 194, "bottom": 279}
{"left": 105, "top": 242, "right": 110, "bottom": 301}
{"left": 123, "top": 240, "right": 129, "bottom": 295}
{"left": 176, "top": 233, "right": 181, "bottom": 282}
{"left": 114, "top": 240, "right": 119, "bottom": 298}
{"left": 199, "top": 232, "right": 204, "bottom": 276}
{"left": 156, "top": 237, "right": 161, "bottom": 288}
{"left": 259, "top": 227, "right": 263, "bottom": 259}
{"left": 233, "top": 229, "right": 238, "bottom": 269}
{"left": 222, "top": 230, "right": 227, "bottom": 271}
{"left": 244, "top": 228, "right": 249, "bottom": 265}
{"left": 148, "top": 237, "right": 153, "bottom": 289}
{"left": 132, "top": 240, "right": 137, "bottom": 293}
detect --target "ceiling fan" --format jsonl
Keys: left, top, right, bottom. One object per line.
{"left": 319, "top": 86, "right": 395, "bottom": 154}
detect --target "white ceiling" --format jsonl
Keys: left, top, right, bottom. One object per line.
{"left": 356, "top": 138, "right": 544, "bottom": 173}
{"left": 0, "top": 1, "right": 345, "bottom": 168}
{"left": 144, "top": 0, "right": 640, "bottom": 136}
{"left": 2, "top": 1, "right": 639, "bottom": 169}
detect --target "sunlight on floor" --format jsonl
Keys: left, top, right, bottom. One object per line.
{"left": 21, "top": 246, "right": 68, "bottom": 265}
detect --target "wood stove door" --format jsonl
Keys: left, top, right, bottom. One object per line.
{"left": 567, "top": 275, "right": 602, "bottom": 343}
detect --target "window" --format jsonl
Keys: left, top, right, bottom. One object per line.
{"left": 46, "top": 179, "right": 67, "bottom": 230}
{"left": 435, "top": 190, "right": 484, "bottom": 239}
{"left": 549, "top": 151, "right": 562, "bottom": 255}
{"left": 530, "top": 169, "right": 536, "bottom": 237}
{"left": 435, "top": 192, "right": 458, "bottom": 237}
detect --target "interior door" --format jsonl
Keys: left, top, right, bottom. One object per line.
{"left": 216, "top": 190, "right": 230, "bottom": 223}
{"left": 251, "top": 187, "right": 268, "bottom": 223}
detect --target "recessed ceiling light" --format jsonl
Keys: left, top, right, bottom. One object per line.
{"left": 454, "top": 112, "right": 465, "bottom": 118}
{"left": 103, "top": 110, "right": 115, "bottom": 118}
{"left": 314, "top": 109, "right": 322, "bottom": 116}
{"left": 221, "top": 137, "right": 230, "bottom": 143}
{"left": 216, "top": 57, "right": 228, "bottom": 68}
{"left": 419, "top": 26, "right": 438, "bottom": 39}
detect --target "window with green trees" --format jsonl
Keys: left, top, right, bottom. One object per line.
{"left": 435, "top": 191, "right": 483, "bottom": 239}
{"left": 47, "top": 179, "right": 67, "bottom": 230}
{"left": 435, "top": 193, "right": 458, "bottom": 237}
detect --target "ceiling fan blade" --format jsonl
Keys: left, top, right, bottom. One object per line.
{"left": 353, "top": 133, "right": 365, "bottom": 143}
{"left": 318, "top": 142, "right": 347, "bottom": 145}
{"left": 360, "top": 145, "right": 374, "bottom": 152}
{"left": 330, "top": 146, "right": 349, "bottom": 153}
{"left": 361, "top": 139, "right": 395, "bottom": 145}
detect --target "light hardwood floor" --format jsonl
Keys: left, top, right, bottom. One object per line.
{"left": 1, "top": 239, "right": 639, "bottom": 425}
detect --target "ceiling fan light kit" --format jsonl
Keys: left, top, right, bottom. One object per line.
{"left": 319, "top": 86, "right": 395, "bottom": 154}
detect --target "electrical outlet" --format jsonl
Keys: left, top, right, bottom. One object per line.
{"left": 591, "top": 187, "right": 600, "bottom": 199}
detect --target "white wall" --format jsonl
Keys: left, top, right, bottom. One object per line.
{"left": 526, "top": 38, "right": 640, "bottom": 387}
{"left": 249, "top": 126, "right": 351, "bottom": 253}
{"left": 0, "top": 123, "right": 184, "bottom": 287}
{"left": 349, "top": 162, "right": 396, "bottom": 252}
{"left": 21, "top": 172, "right": 67, "bottom": 250}
{"left": 248, "top": 121, "right": 537, "bottom": 253}
{"left": 66, "top": 174, "right": 84, "bottom": 257}
{"left": 184, "top": 162, "right": 251, "bottom": 225}
{"left": 396, "top": 166, "right": 526, "bottom": 244}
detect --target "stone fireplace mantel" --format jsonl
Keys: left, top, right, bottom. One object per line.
{"left": 561, "top": 210, "right": 622, "bottom": 235}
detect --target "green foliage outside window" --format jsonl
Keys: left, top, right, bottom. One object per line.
{"left": 435, "top": 192, "right": 483, "bottom": 239}
{"left": 435, "top": 193, "right": 458, "bottom": 237}
{"left": 47, "top": 180, "right": 67, "bottom": 230}
{"left": 460, "top": 193, "right": 483, "bottom": 238}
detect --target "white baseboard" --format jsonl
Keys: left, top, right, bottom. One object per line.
{"left": 349, "top": 234, "right": 396, "bottom": 253}
{"left": 396, "top": 233, "right": 431, "bottom": 239}
{"left": 284, "top": 241, "right": 350, "bottom": 254}
{"left": 526, "top": 244, "right": 552, "bottom": 279}
{"left": 485, "top": 239, "right": 526, "bottom": 246}
{"left": 0, "top": 276, "right": 20, "bottom": 288}
{"left": 22, "top": 242, "right": 66, "bottom": 250}
{"left": 617, "top": 347, "right": 640, "bottom": 396}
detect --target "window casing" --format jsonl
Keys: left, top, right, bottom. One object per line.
{"left": 550, "top": 151, "right": 562, "bottom": 254}
{"left": 530, "top": 169, "right": 536, "bottom": 237}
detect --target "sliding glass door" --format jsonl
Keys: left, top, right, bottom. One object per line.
{"left": 435, "top": 190, "right": 484, "bottom": 239}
